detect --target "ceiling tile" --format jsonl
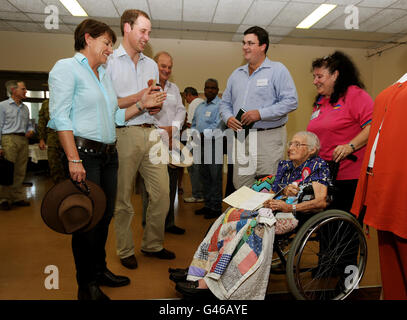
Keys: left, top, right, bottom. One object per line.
{"left": 0, "top": 11, "right": 28, "bottom": 21}
{"left": 79, "top": 0, "right": 119, "bottom": 17}
{"left": 181, "top": 30, "right": 207, "bottom": 40}
{"left": 358, "top": 0, "right": 399, "bottom": 8}
{"left": 326, "top": 6, "right": 382, "bottom": 30}
{"left": 6, "top": 21, "right": 45, "bottom": 32}
{"left": 44, "top": 23, "right": 75, "bottom": 33}
{"left": 0, "top": 1, "right": 18, "bottom": 12}
{"left": 377, "top": 14, "right": 407, "bottom": 33}
{"left": 7, "top": 0, "right": 47, "bottom": 14}
{"left": 0, "top": 20, "right": 18, "bottom": 31}
{"left": 206, "top": 31, "right": 234, "bottom": 41}
{"left": 209, "top": 23, "right": 238, "bottom": 33}
{"left": 213, "top": 0, "right": 254, "bottom": 24}
{"left": 242, "top": 0, "right": 286, "bottom": 26}
{"left": 151, "top": 28, "right": 181, "bottom": 39}
{"left": 360, "top": 8, "right": 406, "bottom": 32}
{"left": 93, "top": 17, "right": 120, "bottom": 26}
{"left": 270, "top": 2, "right": 319, "bottom": 27}
{"left": 111, "top": 0, "right": 150, "bottom": 16}
{"left": 60, "top": 15, "right": 87, "bottom": 25}
{"left": 183, "top": 0, "right": 217, "bottom": 23}
{"left": 390, "top": 0, "right": 407, "bottom": 9}
{"left": 266, "top": 26, "right": 294, "bottom": 36}
{"left": 327, "top": 0, "right": 362, "bottom": 4}
{"left": 156, "top": 20, "right": 182, "bottom": 29}
{"left": 148, "top": 0, "right": 182, "bottom": 21}
{"left": 181, "top": 21, "right": 211, "bottom": 31}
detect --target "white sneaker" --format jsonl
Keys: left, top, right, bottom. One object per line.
{"left": 184, "top": 197, "right": 204, "bottom": 203}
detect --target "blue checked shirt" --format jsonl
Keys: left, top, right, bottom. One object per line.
{"left": 220, "top": 57, "right": 298, "bottom": 129}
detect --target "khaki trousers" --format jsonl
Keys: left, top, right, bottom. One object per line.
{"left": 114, "top": 126, "right": 170, "bottom": 258}
{"left": 0, "top": 134, "right": 28, "bottom": 203}
{"left": 233, "top": 126, "right": 286, "bottom": 189}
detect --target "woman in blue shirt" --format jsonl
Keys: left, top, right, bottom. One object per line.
{"left": 48, "top": 19, "right": 165, "bottom": 300}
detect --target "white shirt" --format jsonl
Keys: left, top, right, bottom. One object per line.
{"left": 186, "top": 97, "right": 204, "bottom": 124}
{"left": 153, "top": 81, "right": 186, "bottom": 129}
{"left": 106, "top": 44, "right": 159, "bottom": 126}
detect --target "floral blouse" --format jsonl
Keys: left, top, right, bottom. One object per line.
{"left": 271, "top": 156, "right": 331, "bottom": 195}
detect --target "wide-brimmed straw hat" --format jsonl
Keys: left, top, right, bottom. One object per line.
{"left": 41, "top": 179, "right": 106, "bottom": 234}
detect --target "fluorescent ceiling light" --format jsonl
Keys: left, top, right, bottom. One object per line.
{"left": 59, "top": 0, "right": 88, "bottom": 17}
{"left": 296, "top": 4, "right": 337, "bottom": 29}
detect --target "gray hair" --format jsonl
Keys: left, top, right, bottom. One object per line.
{"left": 5, "top": 80, "right": 22, "bottom": 97}
{"left": 295, "top": 131, "right": 320, "bottom": 157}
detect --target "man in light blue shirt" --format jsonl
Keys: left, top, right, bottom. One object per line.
{"left": 106, "top": 9, "right": 175, "bottom": 269}
{"left": 220, "top": 26, "right": 298, "bottom": 189}
{"left": 192, "top": 79, "right": 224, "bottom": 219}
{"left": 0, "top": 80, "right": 34, "bottom": 210}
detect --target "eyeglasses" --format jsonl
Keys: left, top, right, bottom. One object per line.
{"left": 241, "top": 41, "right": 259, "bottom": 47}
{"left": 287, "top": 141, "right": 309, "bottom": 148}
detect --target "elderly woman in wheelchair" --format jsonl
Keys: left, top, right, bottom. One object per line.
{"left": 171, "top": 131, "right": 366, "bottom": 300}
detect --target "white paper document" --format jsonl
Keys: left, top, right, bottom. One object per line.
{"left": 223, "top": 186, "right": 274, "bottom": 211}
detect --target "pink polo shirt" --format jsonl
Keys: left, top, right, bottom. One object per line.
{"left": 307, "top": 85, "right": 373, "bottom": 180}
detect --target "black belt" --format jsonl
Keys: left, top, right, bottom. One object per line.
{"left": 74, "top": 136, "right": 116, "bottom": 154}
{"left": 4, "top": 132, "right": 25, "bottom": 136}
{"left": 256, "top": 124, "right": 285, "bottom": 131}
{"left": 116, "top": 124, "right": 154, "bottom": 129}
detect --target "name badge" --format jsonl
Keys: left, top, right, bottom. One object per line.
{"left": 310, "top": 110, "right": 320, "bottom": 120}
{"left": 205, "top": 111, "right": 211, "bottom": 117}
{"left": 256, "top": 79, "right": 268, "bottom": 87}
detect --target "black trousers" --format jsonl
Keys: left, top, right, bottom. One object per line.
{"left": 65, "top": 149, "right": 118, "bottom": 286}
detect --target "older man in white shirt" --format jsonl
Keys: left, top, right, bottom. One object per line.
{"left": 141, "top": 51, "right": 187, "bottom": 234}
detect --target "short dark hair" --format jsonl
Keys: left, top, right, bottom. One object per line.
{"left": 205, "top": 78, "right": 219, "bottom": 88}
{"left": 312, "top": 51, "right": 365, "bottom": 105}
{"left": 244, "top": 26, "right": 269, "bottom": 54}
{"left": 74, "top": 19, "right": 116, "bottom": 51}
{"left": 121, "top": 9, "right": 150, "bottom": 36}
{"left": 184, "top": 87, "right": 198, "bottom": 96}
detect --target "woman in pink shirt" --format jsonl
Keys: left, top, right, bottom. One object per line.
{"left": 307, "top": 51, "right": 373, "bottom": 214}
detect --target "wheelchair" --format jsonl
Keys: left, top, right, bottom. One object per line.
{"left": 269, "top": 161, "right": 368, "bottom": 300}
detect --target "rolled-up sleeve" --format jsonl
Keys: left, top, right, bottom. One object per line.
{"left": 219, "top": 78, "right": 234, "bottom": 124}
{"left": 48, "top": 60, "right": 75, "bottom": 131}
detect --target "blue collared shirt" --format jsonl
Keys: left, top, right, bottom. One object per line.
{"left": 219, "top": 57, "right": 298, "bottom": 129}
{"left": 106, "top": 44, "right": 159, "bottom": 126}
{"left": 0, "top": 97, "right": 33, "bottom": 147}
{"left": 192, "top": 96, "right": 224, "bottom": 138}
{"left": 48, "top": 53, "right": 125, "bottom": 144}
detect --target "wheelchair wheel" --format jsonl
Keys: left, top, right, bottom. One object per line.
{"left": 286, "top": 209, "right": 367, "bottom": 300}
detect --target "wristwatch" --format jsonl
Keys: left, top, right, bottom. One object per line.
{"left": 348, "top": 143, "right": 355, "bottom": 152}
{"left": 136, "top": 101, "right": 144, "bottom": 112}
{"left": 292, "top": 204, "right": 297, "bottom": 216}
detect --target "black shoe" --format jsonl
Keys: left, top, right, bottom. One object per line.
{"left": 141, "top": 248, "right": 176, "bottom": 260}
{"left": 169, "top": 268, "right": 189, "bottom": 283}
{"left": 78, "top": 283, "right": 110, "bottom": 300}
{"left": 195, "top": 207, "right": 211, "bottom": 215}
{"left": 0, "top": 201, "right": 11, "bottom": 211}
{"left": 166, "top": 225, "right": 186, "bottom": 235}
{"left": 12, "top": 200, "right": 30, "bottom": 207}
{"left": 204, "top": 209, "right": 221, "bottom": 219}
{"left": 175, "top": 281, "right": 213, "bottom": 298}
{"left": 120, "top": 255, "right": 138, "bottom": 269}
{"left": 96, "top": 269, "right": 130, "bottom": 287}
